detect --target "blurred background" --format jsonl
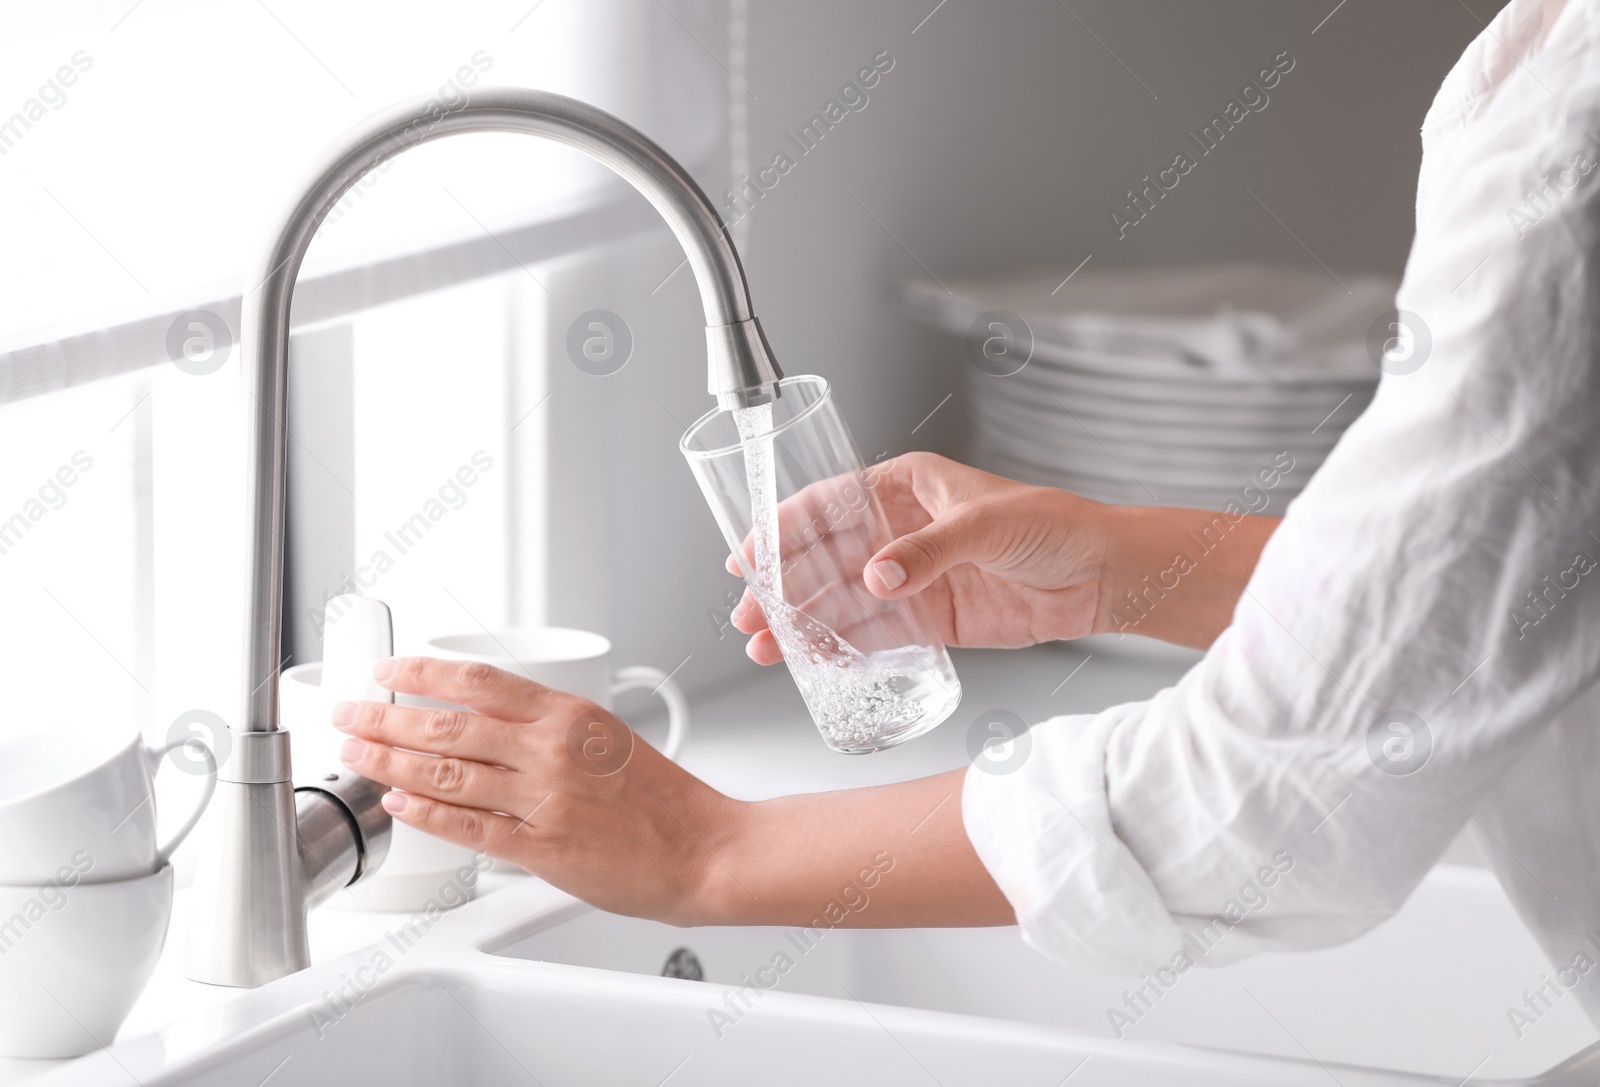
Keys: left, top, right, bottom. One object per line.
{"left": 0, "top": 0, "right": 1505, "bottom": 747}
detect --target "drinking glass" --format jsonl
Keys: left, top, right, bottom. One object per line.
{"left": 681, "top": 375, "right": 961, "bottom": 753}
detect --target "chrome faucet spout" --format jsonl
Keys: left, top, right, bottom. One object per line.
{"left": 187, "top": 89, "right": 782, "bottom": 988}
{"left": 242, "top": 88, "right": 781, "bottom": 738}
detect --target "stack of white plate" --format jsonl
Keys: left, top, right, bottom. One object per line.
{"left": 904, "top": 264, "right": 1396, "bottom": 511}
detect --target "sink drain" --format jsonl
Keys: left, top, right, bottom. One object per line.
{"left": 661, "top": 947, "right": 704, "bottom": 981}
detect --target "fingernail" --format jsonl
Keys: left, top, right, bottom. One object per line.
{"left": 872, "top": 559, "right": 907, "bottom": 590}
{"left": 340, "top": 738, "right": 366, "bottom": 763}
{"left": 373, "top": 658, "right": 396, "bottom": 682}
{"left": 382, "top": 791, "right": 408, "bottom": 814}
{"left": 331, "top": 702, "right": 356, "bottom": 728}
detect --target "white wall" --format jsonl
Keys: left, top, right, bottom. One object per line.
{"left": 738, "top": 0, "right": 1501, "bottom": 456}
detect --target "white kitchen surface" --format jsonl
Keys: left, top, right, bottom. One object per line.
{"left": 0, "top": 640, "right": 1175, "bottom": 1082}
{"left": 1, "top": 640, "right": 1508, "bottom": 1083}
{"left": 670, "top": 639, "right": 1197, "bottom": 798}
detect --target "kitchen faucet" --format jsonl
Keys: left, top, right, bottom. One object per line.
{"left": 186, "top": 89, "right": 785, "bottom": 987}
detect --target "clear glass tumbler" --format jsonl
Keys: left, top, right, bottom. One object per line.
{"left": 680, "top": 375, "right": 962, "bottom": 753}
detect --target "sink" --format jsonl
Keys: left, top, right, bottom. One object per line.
{"left": 493, "top": 864, "right": 1600, "bottom": 1083}
{"left": 32, "top": 863, "right": 1600, "bottom": 1086}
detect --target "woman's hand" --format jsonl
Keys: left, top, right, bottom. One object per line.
{"left": 338, "top": 656, "right": 1015, "bottom": 931}
{"left": 729, "top": 452, "right": 1114, "bottom": 663}
{"left": 336, "top": 656, "right": 742, "bottom": 926}
{"left": 728, "top": 451, "right": 1282, "bottom": 657}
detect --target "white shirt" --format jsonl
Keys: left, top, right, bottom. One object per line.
{"left": 963, "top": 0, "right": 1600, "bottom": 1025}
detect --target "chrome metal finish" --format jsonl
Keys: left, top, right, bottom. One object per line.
{"left": 293, "top": 789, "right": 361, "bottom": 911}
{"left": 240, "top": 89, "right": 782, "bottom": 732}
{"left": 186, "top": 780, "right": 305, "bottom": 988}
{"left": 191, "top": 88, "right": 785, "bottom": 988}
{"left": 191, "top": 758, "right": 395, "bottom": 985}
{"left": 302, "top": 770, "right": 393, "bottom": 883}
{"left": 221, "top": 729, "right": 291, "bottom": 784}
{"left": 708, "top": 318, "right": 784, "bottom": 410}
{"left": 661, "top": 947, "right": 706, "bottom": 981}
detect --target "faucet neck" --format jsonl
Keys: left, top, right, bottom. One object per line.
{"left": 238, "top": 88, "right": 782, "bottom": 735}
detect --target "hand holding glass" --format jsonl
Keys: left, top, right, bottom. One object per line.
{"left": 682, "top": 376, "right": 961, "bottom": 753}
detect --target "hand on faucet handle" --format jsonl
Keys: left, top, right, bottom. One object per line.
{"left": 334, "top": 657, "right": 736, "bottom": 926}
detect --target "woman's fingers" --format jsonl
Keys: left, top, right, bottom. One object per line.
{"left": 334, "top": 700, "right": 522, "bottom": 767}
{"left": 725, "top": 471, "right": 887, "bottom": 578}
{"left": 341, "top": 738, "right": 527, "bottom": 814}
{"left": 728, "top": 516, "right": 884, "bottom": 633}
{"left": 866, "top": 506, "right": 997, "bottom": 599}
{"left": 381, "top": 790, "right": 539, "bottom": 856}
{"left": 723, "top": 452, "right": 994, "bottom": 659}
{"left": 730, "top": 587, "right": 768, "bottom": 633}
{"left": 735, "top": 573, "right": 874, "bottom": 638}
{"left": 740, "top": 598, "right": 896, "bottom": 667}
{"left": 376, "top": 657, "right": 548, "bottom": 719}
{"left": 744, "top": 628, "right": 782, "bottom": 665}
{"left": 861, "top": 451, "right": 1046, "bottom": 599}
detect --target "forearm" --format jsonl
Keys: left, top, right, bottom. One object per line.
{"left": 700, "top": 769, "right": 1014, "bottom": 928}
{"left": 1096, "top": 505, "right": 1280, "bottom": 649}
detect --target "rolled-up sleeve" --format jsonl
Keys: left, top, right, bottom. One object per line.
{"left": 964, "top": 0, "right": 1600, "bottom": 977}
{"left": 963, "top": 704, "right": 1184, "bottom": 974}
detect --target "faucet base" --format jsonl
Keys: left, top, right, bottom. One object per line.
{"left": 185, "top": 777, "right": 309, "bottom": 987}
{"left": 186, "top": 726, "right": 394, "bottom": 987}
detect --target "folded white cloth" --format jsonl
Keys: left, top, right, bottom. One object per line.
{"left": 964, "top": 0, "right": 1600, "bottom": 1026}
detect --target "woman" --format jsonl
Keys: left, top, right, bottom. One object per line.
{"left": 336, "top": 0, "right": 1600, "bottom": 1022}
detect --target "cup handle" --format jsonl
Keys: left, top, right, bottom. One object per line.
{"left": 146, "top": 736, "right": 219, "bottom": 869}
{"left": 610, "top": 666, "right": 690, "bottom": 761}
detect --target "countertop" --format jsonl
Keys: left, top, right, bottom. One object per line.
{"left": 670, "top": 638, "right": 1198, "bottom": 799}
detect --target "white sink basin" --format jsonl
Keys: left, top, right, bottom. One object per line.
{"left": 31, "top": 863, "right": 1600, "bottom": 1086}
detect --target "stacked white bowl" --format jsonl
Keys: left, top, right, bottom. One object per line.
{"left": 0, "top": 730, "right": 215, "bottom": 1058}
{"left": 905, "top": 264, "right": 1396, "bottom": 511}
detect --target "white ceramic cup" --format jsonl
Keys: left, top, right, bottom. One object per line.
{"left": 423, "top": 627, "right": 691, "bottom": 763}
{"left": 281, "top": 663, "right": 358, "bottom": 782}
{"left": 0, "top": 863, "right": 173, "bottom": 1058}
{"left": 0, "top": 732, "right": 216, "bottom": 884}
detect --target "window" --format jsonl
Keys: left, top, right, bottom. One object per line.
{"left": 0, "top": 0, "right": 743, "bottom": 764}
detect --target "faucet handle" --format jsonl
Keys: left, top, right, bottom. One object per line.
{"left": 295, "top": 769, "right": 393, "bottom": 908}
